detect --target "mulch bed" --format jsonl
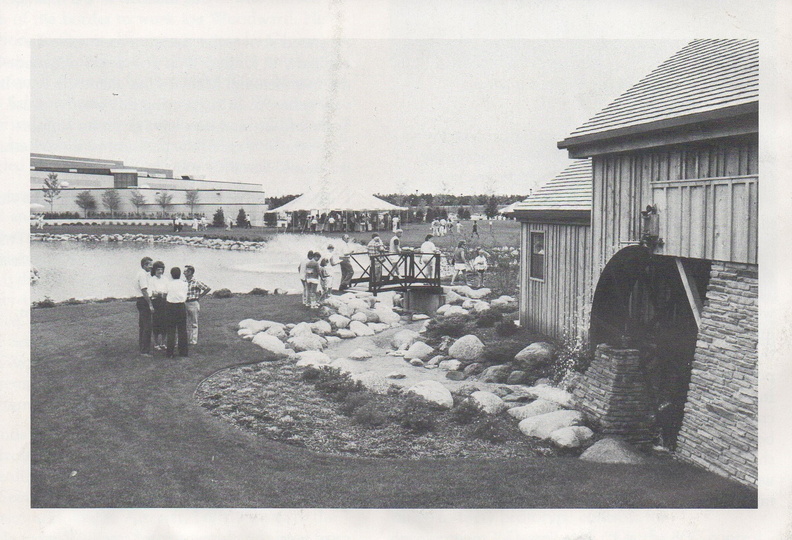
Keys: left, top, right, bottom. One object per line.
{"left": 196, "top": 358, "right": 558, "bottom": 459}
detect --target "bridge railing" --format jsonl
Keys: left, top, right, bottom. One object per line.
{"left": 349, "top": 251, "right": 442, "bottom": 293}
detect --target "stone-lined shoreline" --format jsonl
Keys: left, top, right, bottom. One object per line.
{"left": 30, "top": 232, "right": 265, "bottom": 251}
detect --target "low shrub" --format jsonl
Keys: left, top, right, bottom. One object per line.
{"left": 34, "top": 297, "right": 56, "bottom": 308}
{"left": 338, "top": 391, "right": 372, "bottom": 415}
{"left": 351, "top": 401, "right": 390, "bottom": 428}
{"left": 397, "top": 395, "right": 438, "bottom": 434}
{"left": 495, "top": 319, "right": 518, "bottom": 336}
{"left": 551, "top": 332, "right": 594, "bottom": 385}
{"left": 248, "top": 288, "right": 270, "bottom": 296}
{"left": 469, "top": 416, "right": 519, "bottom": 444}
{"left": 311, "top": 366, "right": 364, "bottom": 401}
{"left": 213, "top": 288, "right": 233, "bottom": 298}
{"left": 451, "top": 398, "right": 483, "bottom": 425}
{"left": 426, "top": 314, "right": 472, "bottom": 339}
{"left": 62, "top": 298, "right": 84, "bottom": 305}
{"left": 474, "top": 310, "right": 503, "bottom": 328}
{"left": 300, "top": 365, "right": 322, "bottom": 382}
{"left": 489, "top": 303, "right": 518, "bottom": 315}
{"left": 481, "top": 342, "right": 525, "bottom": 364}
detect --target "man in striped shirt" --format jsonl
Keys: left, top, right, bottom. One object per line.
{"left": 183, "top": 265, "right": 212, "bottom": 345}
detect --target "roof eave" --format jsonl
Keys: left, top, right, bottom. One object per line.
{"left": 558, "top": 101, "right": 758, "bottom": 151}
{"left": 512, "top": 209, "right": 591, "bottom": 224}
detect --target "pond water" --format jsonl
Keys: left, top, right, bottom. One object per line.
{"left": 30, "top": 234, "right": 359, "bottom": 302}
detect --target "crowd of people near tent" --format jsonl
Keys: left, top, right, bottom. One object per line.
{"left": 288, "top": 211, "right": 403, "bottom": 234}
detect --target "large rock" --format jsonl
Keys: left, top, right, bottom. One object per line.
{"left": 264, "top": 324, "right": 287, "bottom": 340}
{"left": 310, "top": 320, "right": 332, "bottom": 335}
{"left": 506, "top": 370, "right": 528, "bottom": 385}
{"left": 524, "top": 384, "right": 575, "bottom": 408}
{"left": 403, "top": 341, "right": 434, "bottom": 361}
{"left": 507, "top": 399, "right": 563, "bottom": 421}
{"left": 351, "top": 312, "right": 369, "bottom": 323}
{"left": 550, "top": 426, "right": 595, "bottom": 449}
{"left": 452, "top": 286, "right": 490, "bottom": 299}
{"left": 442, "top": 306, "right": 469, "bottom": 317}
{"left": 446, "top": 371, "right": 466, "bottom": 381}
{"left": 367, "top": 322, "right": 390, "bottom": 333}
{"left": 444, "top": 289, "right": 465, "bottom": 305}
{"left": 407, "top": 380, "right": 454, "bottom": 409}
{"left": 328, "top": 314, "right": 351, "bottom": 329}
{"left": 438, "top": 359, "right": 462, "bottom": 371}
{"left": 491, "top": 295, "right": 516, "bottom": 307}
{"left": 435, "top": 304, "right": 453, "bottom": 316}
{"left": 514, "top": 342, "right": 555, "bottom": 369}
{"left": 349, "top": 320, "right": 375, "bottom": 336}
{"left": 448, "top": 334, "right": 485, "bottom": 361}
{"left": 463, "top": 362, "right": 484, "bottom": 376}
{"left": 238, "top": 319, "right": 277, "bottom": 334}
{"left": 518, "top": 410, "right": 585, "bottom": 440}
{"left": 337, "top": 303, "right": 354, "bottom": 317}
{"left": 295, "top": 351, "right": 332, "bottom": 367}
{"left": 346, "top": 298, "right": 370, "bottom": 312}
{"left": 472, "top": 301, "right": 491, "bottom": 313}
{"left": 287, "top": 333, "right": 326, "bottom": 352}
{"left": 391, "top": 329, "right": 420, "bottom": 350}
{"left": 336, "top": 329, "right": 356, "bottom": 339}
{"left": 289, "top": 322, "right": 315, "bottom": 337}
{"left": 579, "top": 437, "right": 646, "bottom": 464}
{"left": 470, "top": 391, "right": 506, "bottom": 414}
{"left": 479, "top": 364, "right": 511, "bottom": 383}
{"left": 251, "top": 333, "right": 291, "bottom": 360}
{"left": 373, "top": 305, "right": 401, "bottom": 325}
{"left": 348, "top": 348, "right": 372, "bottom": 360}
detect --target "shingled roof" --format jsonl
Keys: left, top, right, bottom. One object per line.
{"left": 511, "top": 159, "right": 591, "bottom": 223}
{"left": 559, "top": 39, "right": 758, "bottom": 149}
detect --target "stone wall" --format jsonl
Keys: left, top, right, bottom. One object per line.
{"left": 573, "top": 345, "right": 655, "bottom": 446}
{"left": 676, "top": 261, "right": 758, "bottom": 487}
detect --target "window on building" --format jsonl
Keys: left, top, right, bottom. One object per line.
{"left": 530, "top": 231, "right": 545, "bottom": 280}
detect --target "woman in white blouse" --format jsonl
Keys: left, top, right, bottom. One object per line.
{"left": 148, "top": 261, "right": 169, "bottom": 351}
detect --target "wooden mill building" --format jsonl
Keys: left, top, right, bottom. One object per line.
{"left": 515, "top": 39, "right": 758, "bottom": 487}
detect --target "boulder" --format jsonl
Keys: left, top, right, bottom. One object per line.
{"left": 461, "top": 298, "right": 475, "bottom": 310}
{"left": 448, "top": 334, "right": 485, "bottom": 361}
{"left": 462, "top": 286, "right": 491, "bottom": 299}
{"left": 418, "top": 321, "right": 430, "bottom": 334}
{"left": 446, "top": 371, "right": 466, "bottom": 381}
{"left": 387, "top": 372, "right": 406, "bottom": 379}
{"left": 455, "top": 383, "right": 480, "bottom": 397}
{"left": 251, "top": 333, "right": 291, "bottom": 360}
{"left": 409, "top": 358, "right": 425, "bottom": 367}
{"left": 550, "top": 426, "right": 595, "bottom": 449}
{"left": 524, "top": 384, "right": 575, "bottom": 408}
{"left": 351, "top": 372, "right": 391, "bottom": 394}
{"left": 391, "top": 329, "right": 420, "bottom": 350}
{"left": 349, "top": 320, "right": 375, "bottom": 336}
{"left": 373, "top": 306, "right": 401, "bottom": 325}
{"left": 403, "top": 341, "right": 434, "bottom": 361}
{"left": 407, "top": 380, "right": 454, "bottom": 409}
{"left": 514, "top": 342, "right": 555, "bottom": 369}
{"left": 351, "top": 312, "right": 368, "bottom": 323}
{"left": 294, "top": 351, "right": 332, "bottom": 368}
{"left": 411, "top": 313, "right": 430, "bottom": 321}
{"left": 450, "top": 285, "right": 474, "bottom": 297}
{"left": 287, "top": 333, "right": 326, "bottom": 352}
{"left": 310, "top": 320, "right": 332, "bottom": 335}
{"left": 427, "top": 355, "right": 446, "bottom": 366}
{"left": 463, "top": 362, "right": 484, "bottom": 376}
{"left": 264, "top": 325, "right": 287, "bottom": 340}
{"left": 491, "top": 295, "right": 516, "bottom": 307}
{"left": 346, "top": 298, "right": 370, "bottom": 312}
{"left": 438, "top": 359, "right": 462, "bottom": 371}
{"left": 579, "top": 437, "right": 646, "bottom": 464}
{"left": 444, "top": 289, "right": 465, "bottom": 305}
{"left": 325, "top": 336, "right": 341, "bottom": 344}
{"left": 337, "top": 303, "right": 354, "bottom": 317}
{"left": 442, "top": 306, "right": 469, "bottom": 317}
{"left": 361, "top": 310, "right": 380, "bottom": 323}
{"left": 336, "top": 329, "right": 356, "bottom": 339}
{"left": 507, "top": 399, "right": 563, "bottom": 421}
{"left": 327, "top": 314, "right": 351, "bottom": 329}
{"left": 367, "top": 322, "right": 390, "bottom": 333}
{"left": 518, "top": 410, "right": 585, "bottom": 440}
{"left": 348, "top": 348, "right": 372, "bottom": 360}
{"left": 472, "top": 301, "right": 491, "bottom": 314}
{"left": 237, "top": 328, "right": 254, "bottom": 338}
{"left": 238, "top": 319, "right": 277, "bottom": 333}
{"left": 506, "top": 370, "right": 528, "bottom": 385}
{"left": 470, "top": 391, "right": 506, "bottom": 414}
{"left": 289, "top": 322, "right": 315, "bottom": 337}
{"left": 435, "top": 304, "right": 453, "bottom": 316}
{"left": 479, "top": 364, "right": 511, "bottom": 383}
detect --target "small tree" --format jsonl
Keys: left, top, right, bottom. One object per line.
{"left": 155, "top": 191, "right": 173, "bottom": 216}
{"left": 129, "top": 190, "right": 146, "bottom": 215}
{"left": 484, "top": 195, "right": 499, "bottom": 218}
{"left": 42, "top": 173, "right": 62, "bottom": 213}
{"left": 185, "top": 189, "right": 200, "bottom": 217}
{"left": 236, "top": 208, "right": 249, "bottom": 228}
{"left": 101, "top": 189, "right": 122, "bottom": 217}
{"left": 212, "top": 207, "right": 225, "bottom": 228}
{"left": 75, "top": 190, "right": 97, "bottom": 217}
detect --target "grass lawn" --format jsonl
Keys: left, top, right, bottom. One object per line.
{"left": 31, "top": 294, "right": 757, "bottom": 508}
{"left": 33, "top": 219, "right": 522, "bottom": 251}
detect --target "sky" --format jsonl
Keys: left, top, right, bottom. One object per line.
{"left": 31, "top": 39, "right": 687, "bottom": 196}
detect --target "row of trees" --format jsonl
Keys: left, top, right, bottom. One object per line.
{"left": 40, "top": 173, "right": 203, "bottom": 217}
{"left": 376, "top": 192, "right": 524, "bottom": 208}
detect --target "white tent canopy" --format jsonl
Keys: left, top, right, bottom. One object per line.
{"left": 271, "top": 190, "right": 406, "bottom": 213}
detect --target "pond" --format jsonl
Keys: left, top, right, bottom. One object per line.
{"left": 30, "top": 234, "right": 358, "bottom": 302}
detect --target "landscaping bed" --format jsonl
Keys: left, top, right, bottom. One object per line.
{"left": 196, "top": 359, "right": 558, "bottom": 459}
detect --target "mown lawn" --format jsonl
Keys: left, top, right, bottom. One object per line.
{"left": 30, "top": 294, "right": 757, "bottom": 508}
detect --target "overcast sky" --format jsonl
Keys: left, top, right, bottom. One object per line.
{"left": 32, "top": 39, "right": 686, "bottom": 196}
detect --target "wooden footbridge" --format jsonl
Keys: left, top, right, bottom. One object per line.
{"left": 347, "top": 251, "right": 442, "bottom": 294}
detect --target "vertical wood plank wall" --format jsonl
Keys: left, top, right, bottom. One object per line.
{"left": 519, "top": 221, "right": 592, "bottom": 342}
{"left": 592, "top": 136, "right": 758, "bottom": 278}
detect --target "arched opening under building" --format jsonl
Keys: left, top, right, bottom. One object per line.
{"left": 589, "top": 246, "right": 710, "bottom": 449}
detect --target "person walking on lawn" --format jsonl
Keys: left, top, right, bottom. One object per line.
{"left": 135, "top": 256, "right": 154, "bottom": 356}
{"left": 183, "top": 265, "right": 211, "bottom": 345}
{"left": 165, "top": 266, "right": 189, "bottom": 358}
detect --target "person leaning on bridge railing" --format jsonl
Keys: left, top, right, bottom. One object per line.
{"left": 420, "top": 234, "right": 439, "bottom": 279}
{"left": 367, "top": 233, "right": 386, "bottom": 282}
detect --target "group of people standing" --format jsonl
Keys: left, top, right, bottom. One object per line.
{"left": 297, "top": 235, "right": 357, "bottom": 308}
{"left": 135, "top": 257, "right": 211, "bottom": 358}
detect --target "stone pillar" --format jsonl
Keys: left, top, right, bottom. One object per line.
{"left": 573, "top": 344, "right": 655, "bottom": 446}
{"left": 675, "top": 262, "right": 758, "bottom": 487}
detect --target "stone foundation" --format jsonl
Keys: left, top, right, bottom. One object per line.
{"left": 573, "top": 345, "right": 655, "bottom": 446}
{"left": 676, "top": 262, "right": 758, "bottom": 487}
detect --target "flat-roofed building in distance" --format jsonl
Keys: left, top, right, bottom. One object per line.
{"left": 30, "top": 153, "right": 268, "bottom": 223}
